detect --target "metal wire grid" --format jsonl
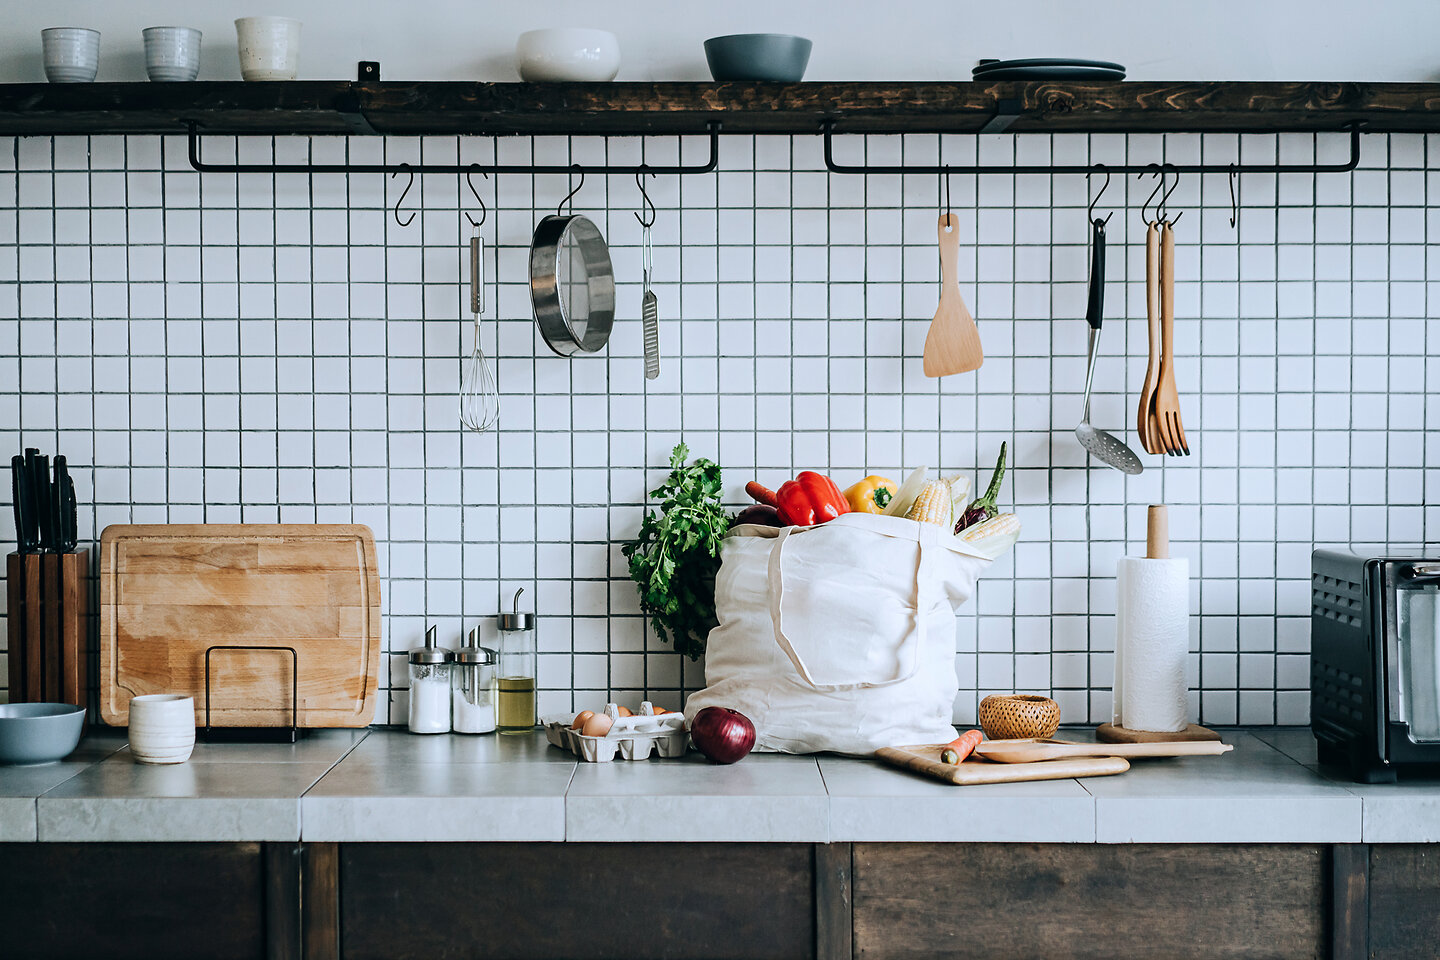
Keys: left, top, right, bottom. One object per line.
{"left": 0, "top": 129, "right": 1425, "bottom": 726}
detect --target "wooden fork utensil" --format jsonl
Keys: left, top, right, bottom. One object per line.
{"left": 1153, "top": 220, "right": 1188, "bottom": 455}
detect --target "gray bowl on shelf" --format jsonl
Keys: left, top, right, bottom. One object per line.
{"left": 0, "top": 703, "right": 86, "bottom": 765}
{"left": 704, "top": 34, "right": 812, "bottom": 82}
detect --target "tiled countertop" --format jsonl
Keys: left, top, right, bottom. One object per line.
{"left": 2, "top": 726, "right": 1437, "bottom": 844}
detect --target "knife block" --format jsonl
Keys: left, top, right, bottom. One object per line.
{"left": 6, "top": 551, "right": 88, "bottom": 711}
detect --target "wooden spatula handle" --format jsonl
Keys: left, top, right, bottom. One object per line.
{"left": 937, "top": 213, "right": 960, "bottom": 289}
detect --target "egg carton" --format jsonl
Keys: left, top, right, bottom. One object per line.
{"left": 542, "top": 702, "right": 689, "bottom": 762}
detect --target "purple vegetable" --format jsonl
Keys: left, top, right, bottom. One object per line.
{"left": 954, "top": 442, "right": 1007, "bottom": 535}
{"left": 732, "top": 504, "right": 784, "bottom": 528}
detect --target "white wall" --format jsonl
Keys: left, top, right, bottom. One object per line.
{"left": 1, "top": 1, "right": 1437, "bottom": 84}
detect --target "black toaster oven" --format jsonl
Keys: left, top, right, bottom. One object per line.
{"left": 1312, "top": 547, "right": 1440, "bottom": 782}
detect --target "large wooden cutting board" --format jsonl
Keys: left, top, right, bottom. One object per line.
{"left": 99, "top": 524, "right": 381, "bottom": 728}
{"left": 875, "top": 744, "right": 1130, "bottom": 785}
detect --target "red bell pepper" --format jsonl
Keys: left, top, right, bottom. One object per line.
{"left": 774, "top": 471, "right": 850, "bottom": 527}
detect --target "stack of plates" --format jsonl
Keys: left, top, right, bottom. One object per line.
{"left": 972, "top": 58, "right": 1126, "bottom": 81}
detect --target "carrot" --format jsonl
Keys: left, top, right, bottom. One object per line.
{"left": 745, "top": 481, "right": 780, "bottom": 508}
{"left": 947, "top": 729, "right": 983, "bottom": 763}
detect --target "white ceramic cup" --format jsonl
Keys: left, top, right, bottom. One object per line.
{"left": 128, "top": 694, "right": 196, "bottom": 764}
{"left": 235, "top": 16, "right": 300, "bottom": 81}
{"left": 41, "top": 27, "right": 101, "bottom": 83}
{"left": 143, "top": 26, "right": 202, "bottom": 82}
{"left": 516, "top": 28, "right": 620, "bottom": 82}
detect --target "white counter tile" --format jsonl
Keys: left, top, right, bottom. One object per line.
{"left": 0, "top": 733, "right": 130, "bottom": 841}
{"left": 178, "top": 728, "right": 369, "bottom": 764}
{"left": 301, "top": 760, "right": 573, "bottom": 841}
{"left": 1085, "top": 733, "right": 1362, "bottom": 843}
{"left": 819, "top": 757, "right": 1096, "bottom": 842}
{"left": 341, "top": 728, "right": 568, "bottom": 765}
{"left": 37, "top": 759, "right": 332, "bottom": 841}
{"left": 565, "top": 754, "right": 828, "bottom": 842}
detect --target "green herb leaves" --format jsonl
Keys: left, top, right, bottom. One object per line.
{"left": 622, "top": 442, "right": 728, "bottom": 661}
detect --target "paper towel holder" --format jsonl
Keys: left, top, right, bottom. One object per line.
{"left": 1099, "top": 503, "right": 1222, "bottom": 745}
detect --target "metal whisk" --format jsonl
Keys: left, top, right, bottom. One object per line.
{"left": 460, "top": 226, "right": 499, "bottom": 433}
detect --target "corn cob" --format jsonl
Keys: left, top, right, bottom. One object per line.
{"left": 958, "top": 512, "right": 1021, "bottom": 560}
{"left": 904, "top": 479, "right": 953, "bottom": 527}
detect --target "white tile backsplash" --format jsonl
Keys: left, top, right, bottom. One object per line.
{"left": 1, "top": 130, "right": 1433, "bottom": 725}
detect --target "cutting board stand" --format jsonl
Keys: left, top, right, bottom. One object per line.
{"left": 5, "top": 550, "right": 88, "bottom": 713}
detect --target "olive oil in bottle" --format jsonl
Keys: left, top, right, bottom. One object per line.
{"left": 496, "top": 588, "right": 537, "bottom": 734}
{"left": 496, "top": 676, "right": 537, "bottom": 733}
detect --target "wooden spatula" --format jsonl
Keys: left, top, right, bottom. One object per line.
{"left": 923, "top": 213, "right": 983, "bottom": 377}
{"left": 972, "top": 738, "right": 1233, "bottom": 764}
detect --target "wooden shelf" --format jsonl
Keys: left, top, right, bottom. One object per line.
{"left": 1, "top": 81, "right": 1438, "bottom": 138}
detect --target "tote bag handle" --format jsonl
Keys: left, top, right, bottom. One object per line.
{"left": 766, "top": 517, "right": 941, "bottom": 691}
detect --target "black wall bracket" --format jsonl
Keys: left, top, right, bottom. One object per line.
{"left": 186, "top": 120, "right": 722, "bottom": 177}
{"left": 821, "top": 120, "right": 1365, "bottom": 176}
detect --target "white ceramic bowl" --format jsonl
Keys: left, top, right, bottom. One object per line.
{"left": 143, "top": 26, "right": 202, "bottom": 82}
{"left": 41, "top": 27, "right": 101, "bottom": 83}
{"left": 128, "top": 694, "right": 195, "bottom": 765}
{"left": 235, "top": 16, "right": 301, "bottom": 81}
{"left": 516, "top": 28, "right": 620, "bottom": 82}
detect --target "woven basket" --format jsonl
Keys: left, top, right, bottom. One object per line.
{"left": 978, "top": 694, "right": 1061, "bottom": 740}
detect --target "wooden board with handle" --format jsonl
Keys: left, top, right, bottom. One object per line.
{"left": 972, "top": 737, "right": 1233, "bottom": 764}
{"left": 99, "top": 524, "right": 380, "bottom": 728}
{"left": 875, "top": 744, "right": 1129, "bottom": 785}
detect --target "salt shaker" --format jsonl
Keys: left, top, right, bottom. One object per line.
{"left": 496, "top": 587, "right": 537, "bottom": 734}
{"left": 452, "top": 629, "right": 497, "bottom": 734}
{"left": 407, "top": 626, "right": 453, "bottom": 734}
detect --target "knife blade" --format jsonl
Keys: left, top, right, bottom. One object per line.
{"left": 11, "top": 455, "right": 29, "bottom": 553}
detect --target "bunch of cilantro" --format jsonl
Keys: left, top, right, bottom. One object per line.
{"left": 623, "top": 442, "right": 728, "bottom": 661}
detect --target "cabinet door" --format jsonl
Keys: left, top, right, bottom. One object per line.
{"left": 340, "top": 842, "right": 816, "bottom": 960}
{"left": 852, "top": 843, "right": 1326, "bottom": 960}
{"left": 0, "top": 842, "right": 268, "bottom": 960}
{"left": 1369, "top": 844, "right": 1440, "bottom": 957}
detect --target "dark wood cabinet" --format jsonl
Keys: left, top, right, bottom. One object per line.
{"left": 1, "top": 841, "right": 1437, "bottom": 959}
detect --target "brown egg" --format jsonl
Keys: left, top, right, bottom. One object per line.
{"left": 581, "top": 713, "right": 614, "bottom": 737}
{"left": 615, "top": 706, "right": 633, "bottom": 717}
{"left": 571, "top": 710, "right": 595, "bottom": 731}
{"left": 650, "top": 707, "right": 670, "bottom": 715}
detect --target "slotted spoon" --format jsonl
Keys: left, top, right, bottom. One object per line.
{"left": 1075, "top": 217, "right": 1141, "bottom": 474}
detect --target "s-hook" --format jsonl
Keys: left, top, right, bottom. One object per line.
{"left": 391, "top": 163, "right": 415, "bottom": 227}
{"left": 1139, "top": 164, "right": 1164, "bottom": 225}
{"left": 557, "top": 164, "right": 585, "bottom": 216}
{"left": 1228, "top": 164, "right": 1239, "bottom": 229}
{"left": 1087, "top": 164, "right": 1114, "bottom": 227}
{"left": 1157, "top": 163, "right": 1183, "bottom": 225}
{"left": 464, "top": 163, "right": 488, "bottom": 229}
{"left": 634, "top": 164, "right": 656, "bottom": 228}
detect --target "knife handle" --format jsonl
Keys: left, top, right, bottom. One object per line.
{"left": 10, "top": 455, "right": 27, "bottom": 553}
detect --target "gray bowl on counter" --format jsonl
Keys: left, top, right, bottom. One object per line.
{"left": 0, "top": 702, "right": 85, "bottom": 765}
{"left": 704, "top": 33, "right": 812, "bottom": 82}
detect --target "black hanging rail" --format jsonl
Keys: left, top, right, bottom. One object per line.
{"left": 821, "top": 121, "right": 1365, "bottom": 176}
{"left": 186, "top": 120, "right": 722, "bottom": 176}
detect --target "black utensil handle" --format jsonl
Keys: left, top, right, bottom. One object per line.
{"left": 33, "top": 455, "right": 51, "bottom": 552}
{"left": 10, "top": 455, "right": 27, "bottom": 553}
{"left": 1085, "top": 218, "right": 1106, "bottom": 330}
{"left": 63, "top": 475, "right": 77, "bottom": 553}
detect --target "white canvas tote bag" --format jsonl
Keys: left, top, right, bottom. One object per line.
{"left": 684, "top": 512, "right": 991, "bottom": 755}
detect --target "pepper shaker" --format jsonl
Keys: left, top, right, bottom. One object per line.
{"left": 452, "top": 629, "right": 497, "bottom": 734}
{"left": 496, "top": 587, "right": 536, "bottom": 734}
{"left": 407, "top": 626, "right": 453, "bottom": 734}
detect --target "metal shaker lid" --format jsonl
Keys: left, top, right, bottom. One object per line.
{"left": 409, "top": 625, "right": 453, "bottom": 664}
{"left": 498, "top": 586, "right": 535, "bottom": 632}
{"left": 455, "top": 627, "right": 497, "bottom": 665}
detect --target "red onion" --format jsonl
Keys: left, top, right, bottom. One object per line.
{"left": 690, "top": 707, "right": 756, "bottom": 764}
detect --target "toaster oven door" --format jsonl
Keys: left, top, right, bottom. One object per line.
{"left": 1390, "top": 563, "right": 1440, "bottom": 742}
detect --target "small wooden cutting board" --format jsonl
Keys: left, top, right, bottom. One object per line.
{"left": 875, "top": 744, "right": 1129, "bottom": 786}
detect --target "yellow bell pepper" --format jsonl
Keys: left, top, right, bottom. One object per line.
{"left": 844, "top": 475, "right": 897, "bottom": 515}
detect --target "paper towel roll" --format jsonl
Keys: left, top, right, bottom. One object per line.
{"left": 1113, "top": 556, "right": 1189, "bottom": 733}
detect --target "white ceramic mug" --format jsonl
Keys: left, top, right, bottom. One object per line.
{"left": 41, "top": 27, "right": 101, "bottom": 83}
{"left": 128, "top": 694, "right": 196, "bottom": 764}
{"left": 143, "top": 26, "right": 202, "bottom": 82}
{"left": 235, "top": 16, "right": 300, "bottom": 81}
